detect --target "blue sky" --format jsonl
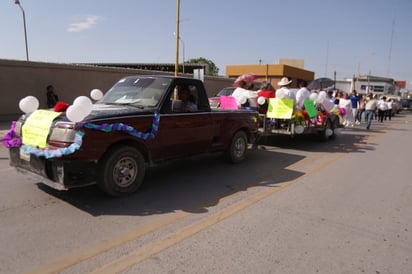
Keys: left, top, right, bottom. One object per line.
{"left": 1, "top": 0, "right": 411, "bottom": 88}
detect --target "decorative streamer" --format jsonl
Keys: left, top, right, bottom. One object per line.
{"left": 2, "top": 121, "right": 22, "bottom": 148}
{"left": 81, "top": 112, "right": 160, "bottom": 140}
{"left": 22, "top": 131, "right": 84, "bottom": 159}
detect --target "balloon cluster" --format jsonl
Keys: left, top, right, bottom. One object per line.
{"left": 17, "top": 89, "right": 104, "bottom": 123}
{"left": 66, "top": 89, "right": 103, "bottom": 122}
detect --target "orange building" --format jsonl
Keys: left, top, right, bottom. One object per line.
{"left": 226, "top": 63, "right": 315, "bottom": 89}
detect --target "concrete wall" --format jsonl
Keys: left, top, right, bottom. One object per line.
{"left": 0, "top": 59, "right": 234, "bottom": 121}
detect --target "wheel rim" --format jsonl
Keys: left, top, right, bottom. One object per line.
{"left": 324, "top": 122, "right": 333, "bottom": 138}
{"left": 234, "top": 137, "right": 246, "bottom": 159}
{"left": 112, "top": 156, "right": 138, "bottom": 188}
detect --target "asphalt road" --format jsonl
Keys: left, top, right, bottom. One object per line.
{"left": 0, "top": 113, "right": 411, "bottom": 274}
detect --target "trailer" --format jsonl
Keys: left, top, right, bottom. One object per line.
{"left": 254, "top": 97, "right": 344, "bottom": 145}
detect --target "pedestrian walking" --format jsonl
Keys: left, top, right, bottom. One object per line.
{"left": 386, "top": 98, "right": 393, "bottom": 120}
{"left": 377, "top": 96, "right": 388, "bottom": 123}
{"left": 365, "top": 93, "right": 378, "bottom": 130}
{"left": 356, "top": 94, "right": 366, "bottom": 124}
{"left": 349, "top": 90, "right": 361, "bottom": 124}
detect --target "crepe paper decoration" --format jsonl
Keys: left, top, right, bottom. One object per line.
{"left": 81, "top": 112, "right": 160, "bottom": 140}
{"left": 53, "top": 101, "right": 69, "bottom": 112}
{"left": 293, "top": 111, "right": 305, "bottom": 126}
{"left": 22, "top": 131, "right": 84, "bottom": 159}
{"left": 303, "top": 99, "right": 318, "bottom": 118}
{"left": 2, "top": 121, "right": 22, "bottom": 148}
{"left": 22, "top": 110, "right": 62, "bottom": 149}
{"left": 219, "top": 96, "right": 238, "bottom": 109}
{"left": 266, "top": 98, "right": 294, "bottom": 119}
{"left": 317, "top": 113, "right": 327, "bottom": 124}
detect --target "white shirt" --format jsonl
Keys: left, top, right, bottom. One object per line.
{"left": 339, "top": 98, "right": 352, "bottom": 114}
{"left": 295, "top": 87, "right": 311, "bottom": 109}
{"left": 232, "top": 87, "right": 258, "bottom": 107}
{"left": 377, "top": 99, "right": 388, "bottom": 110}
{"left": 277, "top": 87, "right": 295, "bottom": 100}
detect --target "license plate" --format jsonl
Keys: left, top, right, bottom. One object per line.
{"left": 19, "top": 147, "right": 30, "bottom": 162}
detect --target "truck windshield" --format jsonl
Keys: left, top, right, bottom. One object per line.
{"left": 99, "top": 77, "right": 172, "bottom": 108}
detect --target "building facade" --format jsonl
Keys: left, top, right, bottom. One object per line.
{"left": 226, "top": 63, "right": 315, "bottom": 89}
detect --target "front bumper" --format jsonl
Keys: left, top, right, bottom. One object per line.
{"left": 9, "top": 147, "right": 97, "bottom": 190}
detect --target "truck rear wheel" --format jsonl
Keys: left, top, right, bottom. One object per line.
{"left": 97, "top": 145, "right": 145, "bottom": 197}
{"left": 225, "top": 131, "right": 248, "bottom": 163}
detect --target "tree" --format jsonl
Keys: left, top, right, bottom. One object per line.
{"left": 185, "top": 57, "right": 219, "bottom": 76}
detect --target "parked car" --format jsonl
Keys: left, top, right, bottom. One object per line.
{"left": 209, "top": 87, "right": 236, "bottom": 108}
{"left": 385, "top": 95, "right": 401, "bottom": 115}
{"left": 400, "top": 98, "right": 412, "bottom": 111}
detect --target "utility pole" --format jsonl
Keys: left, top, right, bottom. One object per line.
{"left": 174, "top": 0, "right": 180, "bottom": 76}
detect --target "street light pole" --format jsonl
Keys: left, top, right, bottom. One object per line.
{"left": 14, "top": 0, "right": 29, "bottom": 61}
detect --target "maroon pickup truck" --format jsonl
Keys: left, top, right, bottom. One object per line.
{"left": 8, "top": 75, "right": 259, "bottom": 196}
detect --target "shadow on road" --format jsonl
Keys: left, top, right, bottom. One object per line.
{"left": 37, "top": 149, "right": 305, "bottom": 217}
{"left": 32, "top": 117, "right": 399, "bottom": 217}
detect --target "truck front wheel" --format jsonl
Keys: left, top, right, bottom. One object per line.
{"left": 225, "top": 131, "right": 248, "bottom": 163}
{"left": 97, "top": 145, "right": 145, "bottom": 197}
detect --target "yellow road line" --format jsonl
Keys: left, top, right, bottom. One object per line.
{"left": 23, "top": 211, "right": 191, "bottom": 274}
{"left": 22, "top": 151, "right": 341, "bottom": 274}
{"left": 91, "top": 153, "right": 345, "bottom": 274}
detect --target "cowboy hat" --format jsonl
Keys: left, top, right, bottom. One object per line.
{"left": 277, "top": 77, "right": 292, "bottom": 86}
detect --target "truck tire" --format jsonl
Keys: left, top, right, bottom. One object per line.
{"left": 97, "top": 145, "right": 145, "bottom": 197}
{"left": 225, "top": 131, "right": 248, "bottom": 163}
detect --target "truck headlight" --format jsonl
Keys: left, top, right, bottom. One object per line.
{"left": 49, "top": 122, "right": 77, "bottom": 143}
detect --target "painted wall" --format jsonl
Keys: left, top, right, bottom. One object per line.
{"left": 0, "top": 59, "right": 234, "bottom": 121}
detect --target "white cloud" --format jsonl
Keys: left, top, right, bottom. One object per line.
{"left": 67, "top": 15, "right": 99, "bottom": 33}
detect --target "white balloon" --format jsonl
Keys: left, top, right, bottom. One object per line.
{"left": 294, "top": 125, "right": 304, "bottom": 134}
{"left": 309, "top": 93, "right": 318, "bottom": 102}
{"left": 66, "top": 105, "right": 87, "bottom": 122}
{"left": 276, "top": 89, "right": 285, "bottom": 98}
{"left": 316, "top": 93, "right": 326, "bottom": 104}
{"left": 19, "top": 96, "right": 39, "bottom": 113}
{"left": 73, "top": 96, "right": 93, "bottom": 108}
{"left": 257, "top": 96, "right": 266, "bottom": 105}
{"left": 90, "top": 89, "right": 103, "bottom": 100}
{"left": 239, "top": 96, "right": 248, "bottom": 105}
{"left": 325, "top": 128, "right": 333, "bottom": 137}
{"left": 322, "top": 99, "right": 335, "bottom": 112}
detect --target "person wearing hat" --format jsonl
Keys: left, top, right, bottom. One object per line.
{"left": 276, "top": 77, "right": 295, "bottom": 102}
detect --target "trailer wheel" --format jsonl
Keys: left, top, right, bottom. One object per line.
{"left": 225, "top": 131, "right": 248, "bottom": 163}
{"left": 330, "top": 115, "right": 341, "bottom": 140}
{"left": 320, "top": 120, "right": 333, "bottom": 141}
{"left": 97, "top": 145, "right": 145, "bottom": 197}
